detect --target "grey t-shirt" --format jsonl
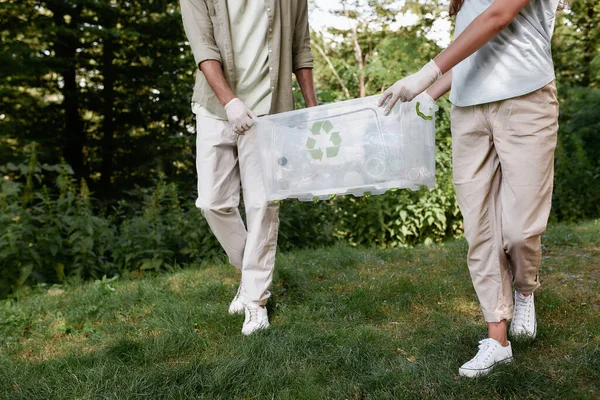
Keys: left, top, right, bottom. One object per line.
{"left": 450, "top": 0, "right": 560, "bottom": 107}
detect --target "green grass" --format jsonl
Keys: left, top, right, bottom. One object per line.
{"left": 1, "top": 220, "right": 599, "bottom": 399}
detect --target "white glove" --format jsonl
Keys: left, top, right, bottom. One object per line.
{"left": 413, "top": 91, "right": 438, "bottom": 119}
{"left": 379, "top": 60, "right": 442, "bottom": 115}
{"left": 224, "top": 98, "right": 257, "bottom": 134}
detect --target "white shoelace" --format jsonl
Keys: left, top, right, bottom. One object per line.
{"left": 246, "top": 306, "right": 258, "bottom": 323}
{"left": 513, "top": 293, "right": 533, "bottom": 328}
{"left": 471, "top": 339, "right": 495, "bottom": 367}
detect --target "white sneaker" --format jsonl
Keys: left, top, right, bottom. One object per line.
{"left": 510, "top": 291, "right": 537, "bottom": 339}
{"left": 459, "top": 338, "right": 513, "bottom": 378}
{"left": 228, "top": 284, "right": 245, "bottom": 315}
{"left": 241, "top": 303, "right": 269, "bottom": 335}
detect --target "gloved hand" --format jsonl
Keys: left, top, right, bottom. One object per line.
{"left": 413, "top": 91, "right": 438, "bottom": 119}
{"left": 379, "top": 60, "right": 442, "bottom": 115}
{"left": 224, "top": 98, "right": 257, "bottom": 134}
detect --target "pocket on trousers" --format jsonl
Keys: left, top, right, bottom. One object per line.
{"left": 504, "top": 84, "right": 558, "bottom": 136}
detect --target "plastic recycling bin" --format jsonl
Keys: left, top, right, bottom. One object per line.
{"left": 254, "top": 94, "right": 437, "bottom": 201}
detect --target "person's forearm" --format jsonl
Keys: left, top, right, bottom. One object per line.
{"left": 426, "top": 70, "right": 452, "bottom": 101}
{"left": 434, "top": 0, "right": 529, "bottom": 73}
{"left": 294, "top": 68, "right": 318, "bottom": 107}
{"left": 199, "top": 60, "right": 236, "bottom": 107}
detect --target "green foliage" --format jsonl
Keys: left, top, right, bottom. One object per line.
{"left": 278, "top": 199, "right": 340, "bottom": 251}
{"left": 0, "top": 145, "right": 221, "bottom": 298}
{"left": 114, "top": 180, "right": 222, "bottom": 274}
{"left": 0, "top": 0, "right": 196, "bottom": 195}
{"left": 553, "top": 0, "right": 600, "bottom": 88}
{"left": 550, "top": 1, "right": 600, "bottom": 220}
{"left": 552, "top": 86, "right": 600, "bottom": 221}
{"left": 310, "top": 0, "right": 442, "bottom": 101}
{"left": 0, "top": 157, "right": 115, "bottom": 295}
{"left": 553, "top": 133, "right": 600, "bottom": 221}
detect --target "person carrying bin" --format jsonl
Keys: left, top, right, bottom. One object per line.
{"left": 380, "top": 0, "right": 561, "bottom": 377}
{"left": 180, "top": 0, "right": 317, "bottom": 335}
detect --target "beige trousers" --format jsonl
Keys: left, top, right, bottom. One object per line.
{"left": 451, "top": 82, "right": 559, "bottom": 322}
{"left": 195, "top": 115, "right": 280, "bottom": 306}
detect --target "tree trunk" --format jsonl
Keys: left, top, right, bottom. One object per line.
{"left": 314, "top": 42, "right": 351, "bottom": 99}
{"left": 344, "top": 7, "right": 366, "bottom": 97}
{"left": 100, "top": 9, "right": 117, "bottom": 195}
{"left": 580, "top": 3, "right": 595, "bottom": 87}
{"left": 51, "top": 3, "right": 86, "bottom": 179}
{"left": 62, "top": 61, "right": 85, "bottom": 179}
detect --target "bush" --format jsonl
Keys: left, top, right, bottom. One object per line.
{"left": 0, "top": 145, "right": 221, "bottom": 298}
{"left": 0, "top": 146, "right": 117, "bottom": 295}
{"left": 114, "top": 180, "right": 222, "bottom": 274}
{"left": 552, "top": 86, "right": 600, "bottom": 221}
{"left": 553, "top": 134, "right": 600, "bottom": 220}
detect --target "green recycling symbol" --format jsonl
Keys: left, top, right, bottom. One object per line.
{"left": 305, "top": 120, "right": 342, "bottom": 161}
{"left": 416, "top": 102, "right": 433, "bottom": 121}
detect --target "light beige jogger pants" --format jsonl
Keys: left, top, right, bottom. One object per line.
{"left": 451, "top": 82, "right": 559, "bottom": 322}
{"left": 195, "top": 115, "right": 280, "bottom": 306}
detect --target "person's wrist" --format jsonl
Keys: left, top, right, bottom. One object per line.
{"left": 422, "top": 91, "right": 436, "bottom": 103}
{"left": 423, "top": 60, "right": 442, "bottom": 83}
{"left": 222, "top": 95, "right": 238, "bottom": 109}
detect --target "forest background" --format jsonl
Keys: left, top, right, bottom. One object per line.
{"left": 1, "top": 0, "right": 599, "bottom": 297}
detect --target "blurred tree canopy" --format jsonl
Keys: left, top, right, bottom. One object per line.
{"left": 1, "top": 0, "right": 197, "bottom": 199}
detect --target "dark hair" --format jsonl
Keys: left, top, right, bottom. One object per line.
{"left": 449, "top": 0, "right": 465, "bottom": 16}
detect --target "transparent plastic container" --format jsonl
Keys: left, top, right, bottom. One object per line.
{"left": 254, "top": 94, "right": 437, "bottom": 201}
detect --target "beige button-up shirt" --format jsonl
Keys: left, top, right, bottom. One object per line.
{"left": 180, "top": 0, "right": 314, "bottom": 119}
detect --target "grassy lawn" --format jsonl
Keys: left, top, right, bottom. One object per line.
{"left": 1, "top": 220, "right": 598, "bottom": 399}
